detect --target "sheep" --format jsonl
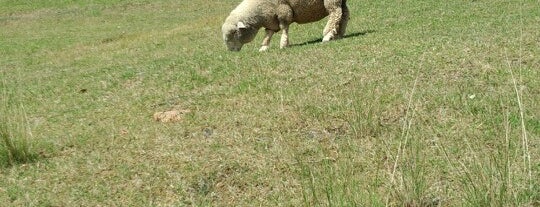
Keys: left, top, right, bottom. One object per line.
{"left": 221, "top": 0, "right": 349, "bottom": 51}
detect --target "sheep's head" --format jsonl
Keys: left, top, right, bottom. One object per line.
{"left": 222, "top": 21, "right": 257, "bottom": 51}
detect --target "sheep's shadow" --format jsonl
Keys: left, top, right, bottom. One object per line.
{"left": 290, "top": 30, "right": 375, "bottom": 47}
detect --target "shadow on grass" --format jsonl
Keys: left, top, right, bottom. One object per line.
{"left": 291, "top": 30, "right": 376, "bottom": 47}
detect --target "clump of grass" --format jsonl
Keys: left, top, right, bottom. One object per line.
{"left": 0, "top": 81, "right": 37, "bottom": 168}
{"left": 297, "top": 156, "right": 373, "bottom": 207}
{"left": 294, "top": 133, "right": 376, "bottom": 205}
{"left": 438, "top": 115, "right": 532, "bottom": 207}
{"left": 386, "top": 74, "right": 440, "bottom": 207}
{"left": 435, "top": 60, "right": 537, "bottom": 206}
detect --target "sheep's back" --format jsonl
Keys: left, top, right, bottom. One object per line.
{"left": 287, "top": 0, "right": 328, "bottom": 24}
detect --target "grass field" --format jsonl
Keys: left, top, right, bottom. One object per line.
{"left": 1, "top": 0, "right": 539, "bottom": 206}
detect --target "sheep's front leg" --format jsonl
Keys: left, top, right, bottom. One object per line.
{"left": 322, "top": 3, "right": 343, "bottom": 42}
{"left": 279, "top": 24, "right": 289, "bottom": 49}
{"left": 259, "top": 29, "right": 275, "bottom": 52}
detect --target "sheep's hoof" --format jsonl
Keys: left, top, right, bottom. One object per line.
{"left": 259, "top": 46, "right": 269, "bottom": 52}
{"left": 322, "top": 34, "right": 334, "bottom": 42}
{"left": 280, "top": 40, "right": 289, "bottom": 49}
{"left": 322, "top": 30, "right": 337, "bottom": 42}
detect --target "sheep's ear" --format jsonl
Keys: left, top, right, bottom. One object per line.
{"left": 237, "top": 21, "right": 247, "bottom": 29}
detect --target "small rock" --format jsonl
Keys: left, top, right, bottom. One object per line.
{"left": 203, "top": 127, "right": 214, "bottom": 138}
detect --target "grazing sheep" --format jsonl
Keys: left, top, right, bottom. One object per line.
{"left": 221, "top": 0, "right": 349, "bottom": 51}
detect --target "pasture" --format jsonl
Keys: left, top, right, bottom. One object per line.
{"left": 1, "top": 0, "right": 539, "bottom": 206}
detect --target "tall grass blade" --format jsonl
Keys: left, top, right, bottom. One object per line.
{"left": 1, "top": 81, "right": 37, "bottom": 167}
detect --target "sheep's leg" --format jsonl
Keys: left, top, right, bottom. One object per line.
{"left": 322, "top": 0, "right": 343, "bottom": 42}
{"left": 259, "top": 29, "right": 275, "bottom": 52}
{"left": 322, "top": 20, "right": 333, "bottom": 39}
{"left": 337, "top": 1, "right": 349, "bottom": 38}
{"left": 279, "top": 24, "right": 290, "bottom": 49}
{"left": 277, "top": 2, "right": 293, "bottom": 49}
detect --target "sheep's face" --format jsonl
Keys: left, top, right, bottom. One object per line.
{"left": 222, "top": 27, "right": 243, "bottom": 51}
{"left": 222, "top": 21, "right": 256, "bottom": 51}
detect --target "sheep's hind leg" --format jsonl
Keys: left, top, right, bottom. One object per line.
{"left": 337, "top": 1, "right": 349, "bottom": 38}
{"left": 259, "top": 29, "right": 275, "bottom": 52}
{"left": 322, "top": 2, "right": 343, "bottom": 42}
{"left": 279, "top": 24, "right": 290, "bottom": 49}
{"left": 277, "top": 3, "right": 293, "bottom": 49}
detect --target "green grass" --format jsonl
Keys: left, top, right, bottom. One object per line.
{"left": 1, "top": 0, "right": 539, "bottom": 206}
{"left": 1, "top": 81, "right": 38, "bottom": 168}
